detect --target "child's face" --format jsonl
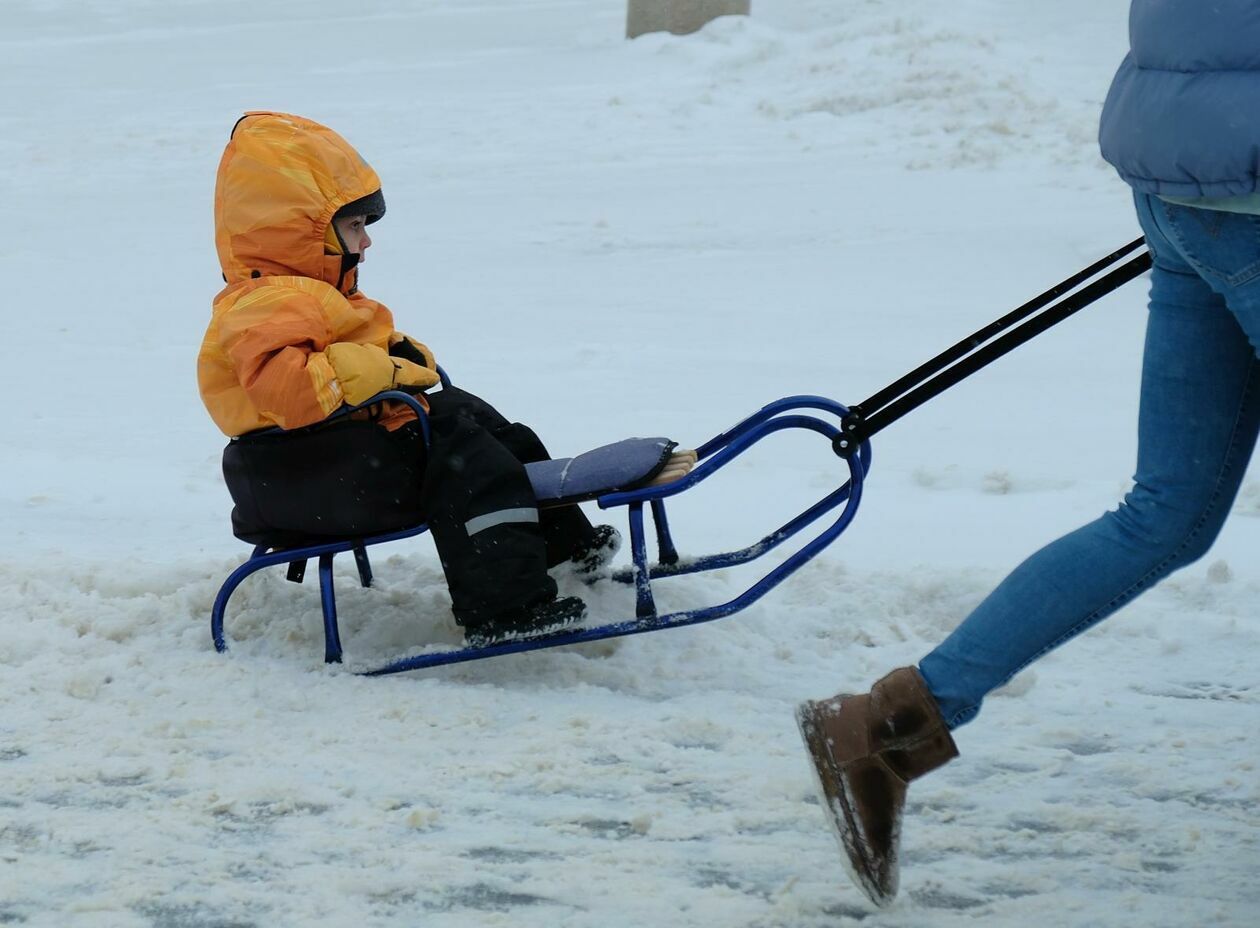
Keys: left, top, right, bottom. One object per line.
{"left": 334, "top": 213, "right": 373, "bottom": 262}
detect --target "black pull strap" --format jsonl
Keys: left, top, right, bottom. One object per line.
{"left": 834, "top": 239, "right": 1152, "bottom": 456}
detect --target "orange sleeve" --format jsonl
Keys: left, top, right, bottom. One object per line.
{"left": 216, "top": 288, "right": 344, "bottom": 430}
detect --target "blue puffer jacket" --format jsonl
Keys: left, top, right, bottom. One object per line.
{"left": 1099, "top": 0, "right": 1260, "bottom": 197}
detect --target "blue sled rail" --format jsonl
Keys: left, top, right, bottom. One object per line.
{"left": 210, "top": 391, "right": 871, "bottom": 676}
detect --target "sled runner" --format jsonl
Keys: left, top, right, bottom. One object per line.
{"left": 210, "top": 238, "right": 1151, "bottom": 675}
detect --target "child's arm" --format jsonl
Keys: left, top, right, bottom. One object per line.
{"left": 388, "top": 332, "right": 438, "bottom": 370}
{"left": 216, "top": 290, "right": 437, "bottom": 429}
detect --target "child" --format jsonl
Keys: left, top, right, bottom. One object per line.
{"left": 198, "top": 111, "right": 618, "bottom": 645}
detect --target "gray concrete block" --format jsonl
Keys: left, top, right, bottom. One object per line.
{"left": 626, "top": 0, "right": 751, "bottom": 39}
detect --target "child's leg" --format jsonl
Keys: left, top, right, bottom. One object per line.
{"left": 426, "top": 386, "right": 599, "bottom": 566}
{"left": 419, "top": 412, "right": 558, "bottom": 627}
{"left": 425, "top": 385, "right": 511, "bottom": 428}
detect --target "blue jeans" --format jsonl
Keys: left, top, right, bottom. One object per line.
{"left": 919, "top": 192, "right": 1260, "bottom": 728}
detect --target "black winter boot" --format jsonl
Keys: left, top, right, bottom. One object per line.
{"left": 565, "top": 524, "right": 622, "bottom": 576}
{"left": 463, "top": 595, "right": 587, "bottom": 647}
{"left": 795, "top": 667, "right": 958, "bottom": 907}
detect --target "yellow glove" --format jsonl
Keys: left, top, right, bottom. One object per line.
{"left": 388, "top": 332, "right": 438, "bottom": 370}
{"left": 392, "top": 356, "right": 441, "bottom": 391}
{"left": 326, "top": 342, "right": 394, "bottom": 405}
{"left": 326, "top": 342, "right": 439, "bottom": 405}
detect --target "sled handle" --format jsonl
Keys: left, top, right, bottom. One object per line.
{"left": 835, "top": 241, "right": 1152, "bottom": 456}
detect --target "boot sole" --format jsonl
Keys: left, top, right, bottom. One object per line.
{"left": 465, "top": 615, "right": 584, "bottom": 648}
{"left": 795, "top": 700, "right": 895, "bottom": 908}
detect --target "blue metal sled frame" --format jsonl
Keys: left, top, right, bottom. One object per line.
{"left": 210, "top": 392, "right": 871, "bottom": 675}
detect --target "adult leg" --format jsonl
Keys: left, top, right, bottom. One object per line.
{"left": 796, "top": 195, "right": 1260, "bottom": 906}
{"left": 920, "top": 194, "right": 1260, "bottom": 728}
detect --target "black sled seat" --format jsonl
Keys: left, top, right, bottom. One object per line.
{"left": 210, "top": 388, "right": 871, "bottom": 675}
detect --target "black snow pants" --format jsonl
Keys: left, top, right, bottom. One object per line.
{"left": 221, "top": 386, "right": 595, "bottom": 626}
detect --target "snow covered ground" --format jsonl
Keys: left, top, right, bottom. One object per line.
{"left": 2, "top": 1, "right": 1258, "bottom": 925}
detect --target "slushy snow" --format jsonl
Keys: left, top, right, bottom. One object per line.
{"left": 2, "top": 1, "right": 1258, "bottom": 926}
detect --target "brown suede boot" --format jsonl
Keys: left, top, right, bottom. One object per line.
{"left": 795, "top": 667, "right": 958, "bottom": 907}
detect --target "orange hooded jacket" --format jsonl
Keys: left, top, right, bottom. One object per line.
{"left": 198, "top": 112, "right": 438, "bottom": 437}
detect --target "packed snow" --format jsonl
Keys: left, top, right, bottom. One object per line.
{"left": 2, "top": 1, "right": 1257, "bottom": 926}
